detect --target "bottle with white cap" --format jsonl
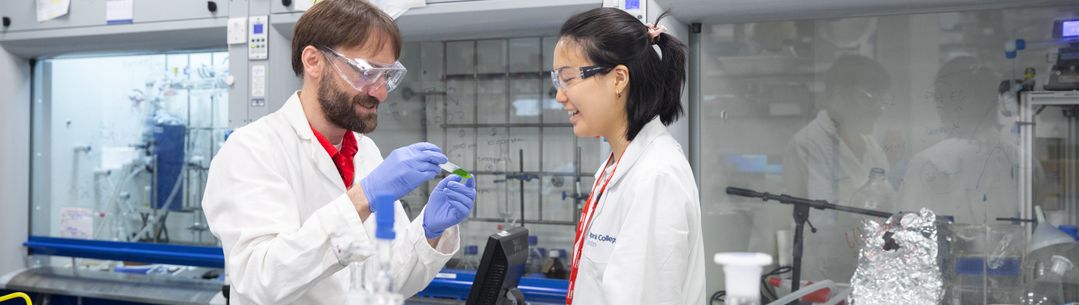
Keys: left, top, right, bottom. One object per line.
{"left": 348, "top": 196, "right": 404, "bottom": 304}
{"left": 371, "top": 196, "right": 404, "bottom": 305}
{"left": 714, "top": 252, "right": 772, "bottom": 305}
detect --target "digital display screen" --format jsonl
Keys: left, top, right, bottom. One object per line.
{"left": 624, "top": 0, "right": 639, "bottom": 10}
{"left": 253, "top": 24, "right": 264, "bottom": 35}
{"left": 1064, "top": 20, "right": 1079, "bottom": 38}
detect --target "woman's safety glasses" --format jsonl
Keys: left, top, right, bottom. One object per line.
{"left": 550, "top": 65, "right": 612, "bottom": 90}
{"left": 318, "top": 46, "right": 407, "bottom": 94}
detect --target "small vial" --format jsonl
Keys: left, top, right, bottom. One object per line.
{"left": 439, "top": 161, "right": 473, "bottom": 179}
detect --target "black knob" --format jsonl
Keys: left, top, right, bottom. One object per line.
{"left": 282, "top": 0, "right": 292, "bottom": 7}
{"left": 2, "top": 17, "right": 10, "bottom": 28}
{"left": 207, "top": 1, "right": 217, "bottom": 13}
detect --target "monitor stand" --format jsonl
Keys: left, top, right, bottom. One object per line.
{"left": 499, "top": 288, "right": 525, "bottom": 305}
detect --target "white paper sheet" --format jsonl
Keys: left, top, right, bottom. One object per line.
{"left": 294, "top": 0, "right": 315, "bottom": 11}
{"left": 371, "top": 0, "right": 426, "bottom": 19}
{"left": 59, "top": 207, "right": 94, "bottom": 239}
{"left": 36, "top": 0, "right": 70, "bottom": 22}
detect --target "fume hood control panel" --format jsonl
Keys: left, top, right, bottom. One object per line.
{"left": 248, "top": 15, "right": 268, "bottom": 60}
{"left": 605, "top": 0, "right": 647, "bottom": 22}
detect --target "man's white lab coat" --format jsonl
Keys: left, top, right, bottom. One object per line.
{"left": 898, "top": 138, "right": 1021, "bottom": 224}
{"left": 202, "top": 92, "right": 458, "bottom": 304}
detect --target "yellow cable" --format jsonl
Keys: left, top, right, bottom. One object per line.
{"left": 0, "top": 292, "right": 31, "bottom": 305}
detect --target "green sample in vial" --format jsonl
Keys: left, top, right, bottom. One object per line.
{"left": 440, "top": 162, "right": 473, "bottom": 179}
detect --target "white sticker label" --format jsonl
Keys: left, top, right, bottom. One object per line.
{"left": 59, "top": 207, "right": 94, "bottom": 239}
{"left": 227, "top": 17, "right": 247, "bottom": 45}
{"left": 251, "top": 64, "right": 266, "bottom": 98}
{"left": 105, "top": 0, "right": 133, "bottom": 25}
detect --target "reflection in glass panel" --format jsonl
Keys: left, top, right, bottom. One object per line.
{"left": 476, "top": 39, "right": 507, "bottom": 74}
{"left": 542, "top": 127, "right": 577, "bottom": 222}
{"left": 477, "top": 79, "right": 508, "bottom": 124}
{"left": 32, "top": 51, "right": 229, "bottom": 246}
{"left": 509, "top": 38, "right": 542, "bottom": 73}
{"left": 414, "top": 37, "right": 581, "bottom": 279}
{"left": 446, "top": 41, "right": 475, "bottom": 76}
{"left": 698, "top": 6, "right": 1077, "bottom": 302}
{"left": 446, "top": 128, "right": 477, "bottom": 170}
{"left": 540, "top": 77, "right": 564, "bottom": 123}
{"left": 511, "top": 78, "right": 542, "bottom": 124}
{"left": 446, "top": 79, "right": 476, "bottom": 124}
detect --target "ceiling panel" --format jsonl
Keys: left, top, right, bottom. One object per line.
{"left": 656, "top": 0, "right": 1076, "bottom": 23}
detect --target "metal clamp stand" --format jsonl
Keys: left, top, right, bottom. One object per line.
{"left": 726, "top": 187, "right": 892, "bottom": 305}
{"left": 790, "top": 203, "right": 814, "bottom": 304}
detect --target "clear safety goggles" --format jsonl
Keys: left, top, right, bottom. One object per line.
{"left": 550, "top": 65, "right": 612, "bottom": 90}
{"left": 853, "top": 87, "right": 891, "bottom": 111}
{"left": 318, "top": 46, "right": 408, "bottom": 94}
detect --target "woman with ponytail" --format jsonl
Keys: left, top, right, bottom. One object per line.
{"left": 552, "top": 7, "right": 705, "bottom": 305}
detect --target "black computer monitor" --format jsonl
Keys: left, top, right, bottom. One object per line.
{"left": 466, "top": 226, "right": 529, "bottom": 305}
{"left": 1053, "top": 18, "right": 1079, "bottom": 40}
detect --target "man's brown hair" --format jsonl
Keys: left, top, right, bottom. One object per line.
{"left": 290, "top": 0, "right": 402, "bottom": 76}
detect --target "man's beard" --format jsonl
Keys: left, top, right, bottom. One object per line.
{"left": 318, "top": 72, "right": 378, "bottom": 134}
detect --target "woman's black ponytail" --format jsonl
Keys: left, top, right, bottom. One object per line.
{"left": 559, "top": 8, "right": 688, "bottom": 141}
{"left": 650, "top": 10, "right": 687, "bottom": 129}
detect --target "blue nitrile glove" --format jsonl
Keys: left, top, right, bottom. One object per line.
{"left": 423, "top": 175, "right": 476, "bottom": 239}
{"left": 361, "top": 143, "right": 448, "bottom": 211}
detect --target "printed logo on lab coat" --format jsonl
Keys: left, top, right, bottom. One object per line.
{"left": 586, "top": 232, "right": 617, "bottom": 247}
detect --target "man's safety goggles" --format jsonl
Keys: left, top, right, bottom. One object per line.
{"left": 318, "top": 46, "right": 407, "bottom": 94}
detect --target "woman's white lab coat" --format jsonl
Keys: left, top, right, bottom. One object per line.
{"left": 571, "top": 118, "right": 706, "bottom": 305}
{"left": 201, "top": 92, "right": 459, "bottom": 305}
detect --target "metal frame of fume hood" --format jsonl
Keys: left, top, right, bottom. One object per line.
{"left": 1020, "top": 91, "right": 1079, "bottom": 235}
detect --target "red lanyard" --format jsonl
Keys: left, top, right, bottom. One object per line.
{"left": 566, "top": 153, "right": 621, "bottom": 305}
